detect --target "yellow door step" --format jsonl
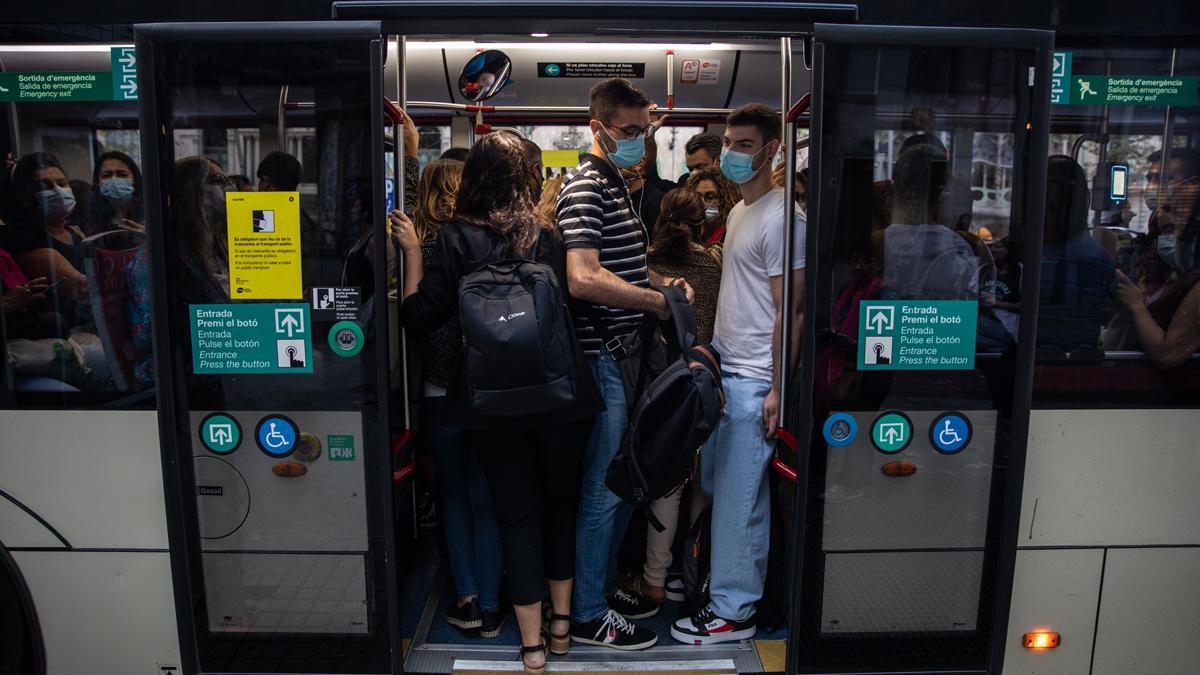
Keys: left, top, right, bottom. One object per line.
{"left": 452, "top": 657, "right": 737, "bottom": 675}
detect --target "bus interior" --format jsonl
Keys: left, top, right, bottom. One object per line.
{"left": 1, "top": 7, "right": 1199, "bottom": 675}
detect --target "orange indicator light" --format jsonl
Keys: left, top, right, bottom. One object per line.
{"left": 1023, "top": 631, "right": 1060, "bottom": 649}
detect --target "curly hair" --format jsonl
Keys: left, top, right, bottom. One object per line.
{"left": 649, "top": 188, "right": 706, "bottom": 265}
{"left": 454, "top": 131, "right": 550, "bottom": 254}
{"left": 686, "top": 166, "right": 740, "bottom": 225}
{"left": 413, "top": 158, "right": 463, "bottom": 240}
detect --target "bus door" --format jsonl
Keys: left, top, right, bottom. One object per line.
{"left": 790, "top": 25, "right": 1052, "bottom": 673}
{"left": 137, "top": 22, "right": 403, "bottom": 674}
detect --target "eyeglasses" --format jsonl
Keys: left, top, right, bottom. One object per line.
{"left": 602, "top": 122, "right": 653, "bottom": 142}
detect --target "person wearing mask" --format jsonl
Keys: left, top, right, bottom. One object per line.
{"left": 1144, "top": 147, "right": 1200, "bottom": 237}
{"left": 411, "top": 158, "right": 506, "bottom": 636}
{"left": 5, "top": 152, "right": 88, "bottom": 295}
{"left": 394, "top": 132, "right": 602, "bottom": 675}
{"left": 686, "top": 167, "right": 740, "bottom": 245}
{"left": 87, "top": 151, "right": 144, "bottom": 236}
{"left": 672, "top": 102, "right": 805, "bottom": 645}
{"left": 633, "top": 187, "right": 722, "bottom": 606}
{"left": 558, "top": 78, "right": 695, "bottom": 651}
{"left": 126, "top": 157, "right": 232, "bottom": 385}
{"left": 680, "top": 132, "right": 723, "bottom": 183}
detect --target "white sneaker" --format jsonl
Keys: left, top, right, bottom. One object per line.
{"left": 671, "top": 607, "right": 756, "bottom": 645}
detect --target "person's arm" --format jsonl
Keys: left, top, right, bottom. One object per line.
{"left": 567, "top": 248, "right": 669, "bottom": 318}
{"left": 15, "top": 248, "right": 87, "bottom": 299}
{"left": 765, "top": 267, "right": 806, "bottom": 438}
{"left": 395, "top": 215, "right": 461, "bottom": 336}
{"left": 1119, "top": 271, "right": 1200, "bottom": 369}
{"left": 558, "top": 176, "right": 671, "bottom": 317}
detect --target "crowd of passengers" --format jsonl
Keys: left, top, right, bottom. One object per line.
{"left": 2, "top": 75, "right": 1200, "bottom": 670}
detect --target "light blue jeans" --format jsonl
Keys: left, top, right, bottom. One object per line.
{"left": 572, "top": 355, "right": 634, "bottom": 622}
{"left": 701, "top": 370, "right": 774, "bottom": 622}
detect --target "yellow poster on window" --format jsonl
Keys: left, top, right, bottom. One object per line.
{"left": 226, "top": 191, "right": 302, "bottom": 299}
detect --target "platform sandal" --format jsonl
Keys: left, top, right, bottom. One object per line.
{"left": 542, "top": 612, "right": 572, "bottom": 655}
{"left": 520, "top": 642, "right": 548, "bottom": 675}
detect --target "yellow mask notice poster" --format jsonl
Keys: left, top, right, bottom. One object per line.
{"left": 226, "top": 191, "right": 302, "bottom": 299}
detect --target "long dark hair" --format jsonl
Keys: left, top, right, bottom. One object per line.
{"left": 649, "top": 188, "right": 706, "bottom": 265}
{"left": 10, "top": 152, "right": 67, "bottom": 226}
{"left": 89, "top": 150, "right": 144, "bottom": 232}
{"left": 454, "top": 132, "right": 549, "bottom": 254}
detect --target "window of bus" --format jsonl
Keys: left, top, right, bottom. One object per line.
{"left": 0, "top": 46, "right": 147, "bottom": 407}
{"left": 1033, "top": 46, "right": 1200, "bottom": 406}
{"left": 512, "top": 123, "right": 705, "bottom": 181}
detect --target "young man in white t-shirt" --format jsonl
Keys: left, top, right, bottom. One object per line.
{"left": 672, "top": 103, "right": 806, "bottom": 645}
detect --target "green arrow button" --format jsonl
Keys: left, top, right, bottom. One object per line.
{"left": 871, "top": 411, "right": 912, "bottom": 454}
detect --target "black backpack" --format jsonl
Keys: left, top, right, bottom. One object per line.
{"left": 605, "top": 286, "right": 724, "bottom": 530}
{"left": 457, "top": 242, "right": 576, "bottom": 417}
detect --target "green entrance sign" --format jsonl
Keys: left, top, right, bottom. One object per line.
{"left": 1068, "top": 75, "right": 1198, "bottom": 106}
{"left": 328, "top": 435, "right": 356, "bottom": 461}
{"left": 1050, "top": 51, "right": 1072, "bottom": 104}
{"left": 871, "top": 411, "right": 912, "bottom": 454}
{"left": 189, "top": 303, "right": 313, "bottom": 374}
{"left": 0, "top": 71, "right": 115, "bottom": 102}
{"left": 199, "top": 413, "right": 242, "bottom": 454}
{"left": 859, "top": 300, "right": 978, "bottom": 371}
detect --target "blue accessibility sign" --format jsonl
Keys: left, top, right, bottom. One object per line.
{"left": 822, "top": 412, "right": 858, "bottom": 448}
{"left": 929, "top": 412, "right": 972, "bottom": 454}
{"left": 255, "top": 414, "right": 299, "bottom": 458}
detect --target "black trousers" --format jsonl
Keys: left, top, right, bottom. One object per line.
{"left": 468, "top": 418, "right": 591, "bottom": 606}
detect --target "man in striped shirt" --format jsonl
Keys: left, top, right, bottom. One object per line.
{"left": 557, "top": 78, "right": 692, "bottom": 651}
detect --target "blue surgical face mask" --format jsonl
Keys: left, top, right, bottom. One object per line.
{"left": 599, "top": 126, "right": 645, "bottom": 169}
{"left": 36, "top": 186, "right": 76, "bottom": 223}
{"left": 720, "top": 143, "right": 773, "bottom": 185}
{"left": 100, "top": 177, "right": 136, "bottom": 203}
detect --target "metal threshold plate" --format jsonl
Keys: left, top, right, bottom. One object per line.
{"left": 452, "top": 657, "right": 737, "bottom": 674}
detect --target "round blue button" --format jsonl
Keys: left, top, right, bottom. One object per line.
{"left": 255, "top": 415, "right": 299, "bottom": 458}
{"left": 822, "top": 412, "right": 858, "bottom": 448}
{"left": 929, "top": 412, "right": 972, "bottom": 454}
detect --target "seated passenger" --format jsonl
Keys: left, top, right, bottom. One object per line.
{"left": 87, "top": 151, "right": 144, "bottom": 236}
{"left": 680, "top": 131, "right": 722, "bottom": 183}
{"left": 1144, "top": 147, "right": 1200, "bottom": 237}
{"left": 410, "top": 157, "right": 506, "bottom": 636}
{"left": 685, "top": 167, "right": 741, "bottom": 245}
{"left": 878, "top": 144, "right": 980, "bottom": 300}
{"left": 1039, "top": 155, "right": 1116, "bottom": 351}
{"left": 395, "top": 132, "right": 603, "bottom": 674}
{"left": 6, "top": 153, "right": 88, "bottom": 299}
{"left": 672, "top": 102, "right": 805, "bottom": 646}
{"left": 126, "top": 156, "right": 232, "bottom": 385}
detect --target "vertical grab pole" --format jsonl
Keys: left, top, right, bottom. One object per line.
{"left": 394, "top": 35, "right": 411, "bottom": 431}
{"left": 1158, "top": 47, "right": 1178, "bottom": 207}
{"left": 778, "top": 36, "right": 796, "bottom": 425}
{"left": 666, "top": 50, "right": 676, "bottom": 109}
{"left": 276, "top": 84, "right": 288, "bottom": 153}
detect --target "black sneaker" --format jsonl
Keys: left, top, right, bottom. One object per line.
{"left": 664, "top": 573, "right": 685, "bottom": 602}
{"left": 571, "top": 609, "right": 658, "bottom": 650}
{"left": 480, "top": 605, "right": 510, "bottom": 638}
{"left": 446, "top": 597, "right": 482, "bottom": 630}
{"left": 671, "top": 607, "right": 756, "bottom": 645}
{"left": 609, "top": 588, "right": 658, "bottom": 619}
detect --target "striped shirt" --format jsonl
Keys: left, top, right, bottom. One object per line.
{"left": 556, "top": 153, "right": 651, "bottom": 354}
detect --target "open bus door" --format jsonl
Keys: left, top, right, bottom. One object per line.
{"left": 136, "top": 21, "right": 404, "bottom": 674}
{"left": 786, "top": 24, "right": 1052, "bottom": 674}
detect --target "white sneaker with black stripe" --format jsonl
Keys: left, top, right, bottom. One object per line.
{"left": 671, "top": 607, "right": 756, "bottom": 645}
{"left": 571, "top": 609, "right": 658, "bottom": 650}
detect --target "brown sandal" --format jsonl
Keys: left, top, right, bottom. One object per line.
{"left": 520, "top": 642, "right": 548, "bottom": 675}
{"left": 543, "top": 612, "right": 571, "bottom": 655}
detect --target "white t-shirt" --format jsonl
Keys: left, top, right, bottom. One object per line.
{"left": 712, "top": 188, "right": 806, "bottom": 382}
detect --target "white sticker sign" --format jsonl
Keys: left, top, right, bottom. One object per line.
{"left": 698, "top": 58, "right": 722, "bottom": 85}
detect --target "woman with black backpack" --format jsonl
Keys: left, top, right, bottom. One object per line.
{"left": 393, "top": 131, "right": 603, "bottom": 675}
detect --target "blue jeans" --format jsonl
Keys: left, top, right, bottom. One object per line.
{"left": 426, "top": 396, "right": 503, "bottom": 611}
{"left": 572, "top": 355, "right": 633, "bottom": 622}
{"left": 701, "top": 371, "right": 774, "bottom": 622}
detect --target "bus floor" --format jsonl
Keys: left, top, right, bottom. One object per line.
{"left": 398, "top": 527, "right": 787, "bottom": 674}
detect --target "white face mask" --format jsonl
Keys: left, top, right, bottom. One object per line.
{"left": 36, "top": 186, "right": 76, "bottom": 224}
{"left": 704, "top": 205, "right": 720, "bottom": 221}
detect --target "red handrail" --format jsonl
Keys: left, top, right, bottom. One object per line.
{"left": 786, "top": 93, "right": 811, "bottom": 123}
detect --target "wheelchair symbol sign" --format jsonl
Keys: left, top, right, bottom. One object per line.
{"left": 929, "top": 412, "right": 972, "bottom": 454}
{"left": 255, "top": 415, "right": 299, "bottom": 458}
